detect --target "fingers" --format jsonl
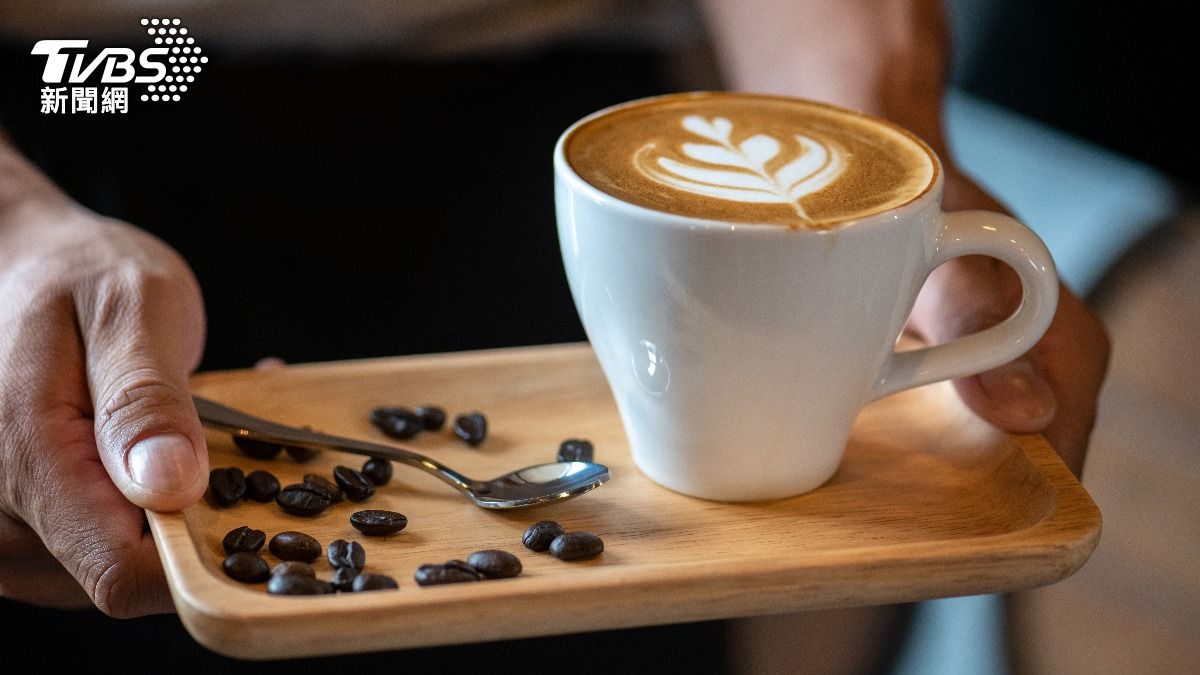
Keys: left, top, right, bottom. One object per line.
{"left": 0, "top": 501, "right": 171, "bottom": 616}
{"left": 909, "top": 254, "right": 1055, "bottom": 423}
{"left": 918, "top": 172, "right": 1110, "bottom": 474}
{"left": 907, "top": 255, "right": 1109, "bottom": 475}
{"left": 1026, "top": 283, "right": 1110, "bottom": 474}
{"left": 0, "top": 317, "right": 175, "bottom": 617}
{"left": 0, "top": 512, "right": 92, "bottom": 609}
{"left": 75, "top": 234, "right": 209, "bottom": 512}
{"left": 254, "top": 356, "right": 286, "bottom": 371}
{"left": 951, "top": 357, "right": 1057, "bottom": 432}
{"left": 20, "top": 431, "right": 176, "bottom": 617}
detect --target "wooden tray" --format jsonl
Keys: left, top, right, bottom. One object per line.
{"left": 150, "top": 343, "right": 1100, "bottom": 660}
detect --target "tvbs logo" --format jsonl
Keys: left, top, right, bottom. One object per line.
{"left": 33, "top": 18, "right": 204, "bottom": 113}
{"left": 33, "top": 40, "right": 169, "bottom": 84}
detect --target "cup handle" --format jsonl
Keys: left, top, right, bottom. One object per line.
{"left": 870, "top": 210, "right": 1059, "bottom": 401}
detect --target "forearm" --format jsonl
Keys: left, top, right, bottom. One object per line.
{"left": 701, "top": 0, "right": 951, "bottom": 159}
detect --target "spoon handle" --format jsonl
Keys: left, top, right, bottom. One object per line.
{"left": 191, "top": 395, "right": 475, "bottom": 492}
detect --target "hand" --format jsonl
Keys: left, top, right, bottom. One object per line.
{"left": 0, "top": 195, "right": 208, "bottom": 616}
{"left": 905, "top": 171, "right": 1111, "bottom": 475}
{"left": 701, "top": 0, "right": 1111, "bottom": 472}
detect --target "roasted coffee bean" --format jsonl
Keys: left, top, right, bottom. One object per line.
{"left": 352, "top": 573, "right": 398, "bottom": 592}
{"left": 522, "top": 520, "right": 565, "bottom": 552}
{"left": 415, "top": 405, "right": 447, "bottom": 431}
{"left": 444, "top": 559, "right": 480, "bottom": 577}
{"left": 284, "top": 445, "right": 320, "bottom": 462}
{"left": 269, "top": 531, "right": 322, "bottom": 563}
{"left": 550, "top": 532, "right": 604, "bottom": 561}
{"left": 271, "top": 561, "right": 315, "bottom": 579}
{"left": 276, "top": 483, "right": 331, "bottom": 516}
{"left": 467, "top": 550, "right": 522, "bottom": 579}
{"left": 267, "top": 574, "right": 334, "bottom": 596}
{"left": 232, "top": 436, "right": 282, "bottom": 460}
{"left": 556, "top": 439, "right": 595, "bottom": 463}
{"left": 452, "top": 412, "right": 487, "bottom": 446}
{"left": 370, "top": 406, "right": 422, "bottom": 439}
{"left": 414, "top": 562, "right": 480, "bottom": 586}
{"left": 244, "top": 470, "right": 281, "bottom": 502}
{"left": 222, "top": 526, "right": 265, "bottom": 554}
{"left": 413, "top": 563, "right": 442, "bottom": 586}
{"left": 302, "top": 473, "right": 343, "bottom": 503}
{"left": 333, "top": 466, "right": 374, "bottom": 502}
{"left": 330, "top": 566, "right": 357, "bottom": 592}
{"left": 208, "top": 467, "right": 246, "bottom": 507}
{"left": 386, "top": 414, "right": 422, "bottom": 439}
{"left": 223, "top": 552, "right": 270, "bottom": 583}
{"left": 327, "top": 539, "right": 366, "bottom": 572}
{"left": 368, "top": 406, "right": 404, "bottom": 427}
{"left": 361, "top": 457, "right": 393, "bottom": 486}
{"left": 349, "top": 510, "right": 408, "bottom": 536}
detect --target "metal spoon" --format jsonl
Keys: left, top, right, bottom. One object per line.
{"left": 192, "top": 395, "right": 610, "bottom": 509}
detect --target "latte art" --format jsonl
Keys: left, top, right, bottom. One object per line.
{"left": 564, "top": 93, "right": 937, "bottom": 228}
{"left": 634, "top": 115, "right": 847, "bottom": 223}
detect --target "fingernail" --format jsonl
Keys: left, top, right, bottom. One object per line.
{"left": 127, "top": 433, "right": 200, "bottom": 494}
{"left": 978, "top": 359, "right": 1057, "bottom": 426}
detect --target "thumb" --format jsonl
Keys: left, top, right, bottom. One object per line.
{"left": 80, "top": 263, "right": 209, "bottom": 512}
{"left": 908, "top": 255, "right": 1058, "bottom": 432}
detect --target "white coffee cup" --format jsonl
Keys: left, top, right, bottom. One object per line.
{"left": 555, "top": 94, "right": 1058, "bottom": 501}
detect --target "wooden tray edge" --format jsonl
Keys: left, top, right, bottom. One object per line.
{"left": 158, "top": 344, "right": 1103, "bottom": 659}
{"left": 150, "top": 439, "right": 1101, "bottom": 661}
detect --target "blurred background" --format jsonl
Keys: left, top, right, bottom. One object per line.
{"left": 1, "top": 1, "right": 1196, "bottom": 673}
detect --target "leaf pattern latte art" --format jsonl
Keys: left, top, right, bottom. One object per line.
{"left": 634, "top": 115, "right": 846, "bottom": 223}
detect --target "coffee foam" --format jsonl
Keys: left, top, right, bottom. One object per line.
{"left": 565, "top": 93, "right": 937, "bottom": 228}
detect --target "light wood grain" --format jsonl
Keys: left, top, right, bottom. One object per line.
{"left": 149, "top": 343, "right": 1100, "bottom": 660}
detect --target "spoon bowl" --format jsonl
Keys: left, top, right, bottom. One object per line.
{"left": 192, "top": 396, "right": 610, "bottom": 509}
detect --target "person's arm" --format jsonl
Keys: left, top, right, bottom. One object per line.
{"left": 0, "top": 131, "right": 209, "bottom": 615}
{"left": 701, "top": 0, "right": 1109, "bottom": 474}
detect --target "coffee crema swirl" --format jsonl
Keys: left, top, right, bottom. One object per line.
{"left": 564, "top": 93, "right": 937, "bottom": 228}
